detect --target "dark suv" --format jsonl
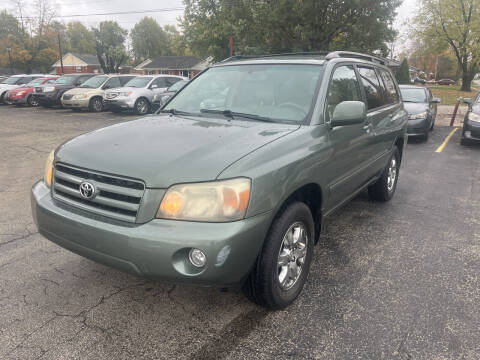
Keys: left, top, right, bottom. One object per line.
{"left": 32, "top": 52, "right": 408, "bottom": 309}
{"left": 34, "top": 73, "right": 96, "bottom": 107}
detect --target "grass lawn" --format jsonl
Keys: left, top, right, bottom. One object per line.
{"left": 427, "top": 85, "right": 479, "bottom": 106}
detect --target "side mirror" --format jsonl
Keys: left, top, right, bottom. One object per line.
{"left": 432, "top": 98, "right": 441, "bottom": 103}
{"left": 463, "top": 98, "right": 472, "bottom": 105}
{"left": 150, "top": 84, "right": 158, "bottom": 89}
{"left": 331, "top": 101, "right": 366, "bottom": 127}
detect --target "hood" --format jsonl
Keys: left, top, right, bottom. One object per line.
{"left": 56, "top": 115, "right": 299, "bottom": 188}
{"left": 64, "top": 87, "right": 102, "bottom": 96}
{"left": 403, "top": 102, "right": 428, "bottom": 115}
{"left": 105, "top": 86, "right": 144, "bottom": 94}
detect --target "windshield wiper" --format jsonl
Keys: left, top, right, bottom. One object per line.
{"left": 159, "top": 108, "right": 195, "bottom": 116}
{"left": 200, "top": 109, "right": 274, "bottom": 123}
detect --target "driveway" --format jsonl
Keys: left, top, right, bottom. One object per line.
{"left": 1, "top": 106, "right": 479, "bottom": 359}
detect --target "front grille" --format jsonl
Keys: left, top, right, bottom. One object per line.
{"left": 52, "top": 163, "right": 145, "bottom": 223}
{"left": 63, "top": 94, "right": 73, "bottom": 100}
{"left": 35, "top": 87, "right": 43, "bottom": 93}
{"left": 106, "top": 92, "right": 118, "bottom": 99}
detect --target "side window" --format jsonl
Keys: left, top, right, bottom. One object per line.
{"left": 104, "top": 77, "right": 121, "bottom": 89}
{"left": 165, "top": 77, "right": 181, "bottom": 87}
{"left": 120, "top": 76, "right": 135, "bottom": 86}
{"left": 19, "top": 77, "right": 31, "bottom": 84}
{"left": 151, "top": 77, "right": 168, "bottom": 88}
{"left": 357, "top": 66, "right": 385, "bottom": 110}
{"left": 379, "top": 69, "right": 399, "bottom": 104}
{"left": 327, "top": 65, "right": 362, "bottom": 119}
{"left": 45, "top": 79, "right": 55, "bottom": 84}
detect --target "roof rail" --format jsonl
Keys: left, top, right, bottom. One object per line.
{"left": 219, "top": 51, "right": 330, "bottom": 63}
{"left": 325, "top": 51, "right": 388, "bottom": 65}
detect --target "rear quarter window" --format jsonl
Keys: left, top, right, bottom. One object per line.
{"left": 378, "top": 69, "right": 399, "bottom": 104}
{"left": 357, "top": 66, "right": 386, "bottom": 110}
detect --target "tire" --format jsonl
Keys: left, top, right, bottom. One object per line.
{"left": 89, "top": 97, "right": 104, "bottom": 112}
{"left": 422, "top": 131, "right": 429, "bottom": 142}
{"left": 0, "top": 92, "right": 6, "bottom": 104}
{"left": 27, "top": 95, "right": 39, "bottom": 107}
{"left": 368, "top": 147, "right": 400, "bottom": 202}
{"left": 242, "top": 202, "right": 315, "bottom": 309}
{"left": 134, "top": 98, "right": 150, "bottom": 115}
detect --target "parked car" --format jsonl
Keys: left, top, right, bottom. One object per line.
{"left": 413, "top": 77, "right": 426, "bottom": 85}
{"left": 5, "top": 77, "right": 58, "bottom": 106}
{"left": 461, "top": 95, "right": 480, "bottom": 145}
{"left": 437, "top": 78, "right": 456, "bottom": 86}
{"left": 152, "top": 79, "right": 189, "bottom": 110}
{"left": 103, "top": 75, "right": 187, "bottom": 115}
{"left": 0, "top": 74, "right": 47, "bottom": 104}
{"left": 31, "top": 51, "right": 408, "bottom": 309}
{"left": 61, "top": 74, "right": 137, "bottom": 112}
{"left": 399, "top": 85, "right": 441, "bottom": 141}
{"left": 0, "top": 76, "right": 9, "bottom": 83}
{"left": 34, "top": 73, "right": 96, "bottom": 108}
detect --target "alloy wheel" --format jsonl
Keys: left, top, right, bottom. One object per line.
{"left": 277, "top": 222, "right": 308, "bottom": 290}
{"left": 387, "top": 157, "right": 397, "bottom": 192}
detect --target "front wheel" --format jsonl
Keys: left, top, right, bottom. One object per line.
{"left": 28, "top": 95, "right": 39, "bottom": 107}
{"left": 243, "top": 202, "right": 314, "bottom": 309}
{"left": 368, "top": 147, "right": 400, "bottom": 202}
{"left": 89, "top": 97, "right": 104, "bottom": 112}
{"left": 134, "top": 98, "right": 150, "bottom": 115}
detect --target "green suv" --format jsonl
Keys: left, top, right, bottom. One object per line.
{"left": 31, "top": 52, "right": 407, "bottom": 309}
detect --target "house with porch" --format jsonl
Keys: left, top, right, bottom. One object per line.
{"left": 134, "top": 56, "right": 213, "bottom": 78}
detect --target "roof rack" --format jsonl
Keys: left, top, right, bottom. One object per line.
{"left": 219, "top": 51, "right": 392, "bottom": 66}
{"left": 325, "top": 51, "right": 388, "bottom": 65}
{"left": 219, "top": 51, "right": 329, "bottom": 63}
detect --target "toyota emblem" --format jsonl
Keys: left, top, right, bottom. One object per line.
{"left": 79, "top": 181, "right": 96, "bottom": 199}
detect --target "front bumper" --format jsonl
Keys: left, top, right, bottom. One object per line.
{"left": 104, "top": 98, "right": 135, "bottom": 110}
{"left": 464, "top": 120, "right": 480, "bottom": 141}
{"left": 407, "top": 117, "right": 429, "bottom": 136}
{"left": 31, "top": 181, "right": 271, "bottom": 286}
{"left": 62, "top": 98, "right": 89, "bottom": 109}
{"left": 36, "top": 92, "right": 60, "bottom": 106}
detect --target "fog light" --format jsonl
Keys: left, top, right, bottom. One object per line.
{"left": 189, "top": 249, "right": 206, "bottom": 268}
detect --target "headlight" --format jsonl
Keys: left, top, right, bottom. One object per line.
{"left": 157, "top": 178, "right": 251, "bottom": 222}
{"left": 44, "top": 86, "right": 56, "bottom": 92}
{"left": 119, "top": 91, "right": 132, "bottom": 97}
{"left": 73, "top": 93, "right": 88, "bottom": 99}
{"left": 468, "top": 112, "right": 480, "bottom": 123}
{"left": 409, "top": 111, "right": 427, "bottom": 120}
{"left": 44, "top": 150, "right": 54, "bottom": 188}
{"left": 17, "top": 91, "right": 25, "bottom": 96}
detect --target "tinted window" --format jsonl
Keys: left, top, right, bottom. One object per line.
{"left": 103, "top": 77, "right": 121, "bottom": 89}
{"left": 19, "top": 77, "right": 32, "bottom": 84}
{"left": 379, "top": 69, "right": 399, "bottom": 104}
{"left": 327, "top": 65, "right": 362, "bottom": 119}
{"left": 358, "top": 66, "right": 385, "bottom": 109}
{"left": 119, "top": 76, "right": 136, "bottom": 86}
{"left": 151, "top": 77, "right": 168, "bottom": 88}
{"left": 124, "top": 77, "right": 153, "bottom": 88}
{"left": 3, "top": 76, "right": 22, "bottom": 85}
{"left": 165, "top": 77, "right": 181, "bottom": 87}
{"left": 54, "top": 75, "right": 79, "bottom": 85}
{"left": 79, "top": 75, "right": 108, "bottom": 88}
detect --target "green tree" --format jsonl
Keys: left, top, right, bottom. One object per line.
{"left": 414, "top": 0, "right": 480, "bottom": 91}
{"left": 65, "top": 22, "right": 96, "bottom": 54}
{"left": 396, "top": 58, "right": 411, "bottom": 84}
{"left": 181, "top": 0, "right": 401, "bottom": 61}
{"left": 93, "top": 21, "right": 128, "bottom": 73}
{"left": 130, "top": 17, "right": 170, "bottom": 61}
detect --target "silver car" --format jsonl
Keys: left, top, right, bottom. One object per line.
{"left": 103, "top": 75, "right": 187, "bottom": 115}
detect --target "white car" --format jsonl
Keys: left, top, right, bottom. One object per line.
{"left": 103, "top": 75, "right": 187, "bottom": 115}
{"left": 0, "top": 74, "right": 47, "bottom": 104}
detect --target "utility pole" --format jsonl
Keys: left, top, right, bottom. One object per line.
{"left": 229, "top": 36, "right": 233, "bottom": 57}
{"left": 57, "top": 31, "right": 64, "bottom": 75}
{"left": 6, "top": 46, "right": 13, "bottom": 74}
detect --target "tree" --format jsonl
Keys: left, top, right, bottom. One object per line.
{"left": 130, "top": 17, "right": 170, "bottom": 61}
{"left": 93, "top": 21, "right": 128, "bottom": 73}
{"left": 65, "top": 22, "right": 96, "bottom": 54}
{"left": 396, "top": 58, "right": 411, "bottom": 84}
{"left": 181, "top": 0, "right": 401, "bottom": 61}
{"left": 414, "top": 0, "right": 480, "bottom": 91}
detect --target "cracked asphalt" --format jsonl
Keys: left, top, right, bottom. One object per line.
{"left": 1, "top": 105, "right": 479, "bottom": 359}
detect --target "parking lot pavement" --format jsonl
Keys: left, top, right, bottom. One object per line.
{"left": 1, "top": 106, "right": 479, "bottom": 359}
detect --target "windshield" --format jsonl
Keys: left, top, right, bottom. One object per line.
{"left": 79, "top": 75, "right": 107, "bottom": 88}
{"left": 26, "top": 78, "right": 46, "bottom": 87}
{"left": 124, "top": 77, "right": 153, "bottom": 88}
{"left": 3, "top": 76, "right": 21, "bottom": 85}
{"left": 400, "top": 88, "right": 427, "bottom": 103}
{"left": 54, "top": 75, "right": 80, "bottom": 85}
{"left": 168, "top": 80, "right": 188, "bottom": 92}
{"left": 164, "top": 64, "right": 322, "bottom": 123}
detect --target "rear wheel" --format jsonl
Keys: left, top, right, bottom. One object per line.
{"left": 243, "top": 202, "right": 314, "bottom": 309}
{"left": 27, "top": 95, "right": 39, "bottom": 107}
{"left": 368, "top": 147, "right": 400, "bottom": 202}
{"left": 89, "top": 97, "right": 104, "bottom": 112}
{"left": 134, "top": 98, "right": 150, "bottom": 115}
